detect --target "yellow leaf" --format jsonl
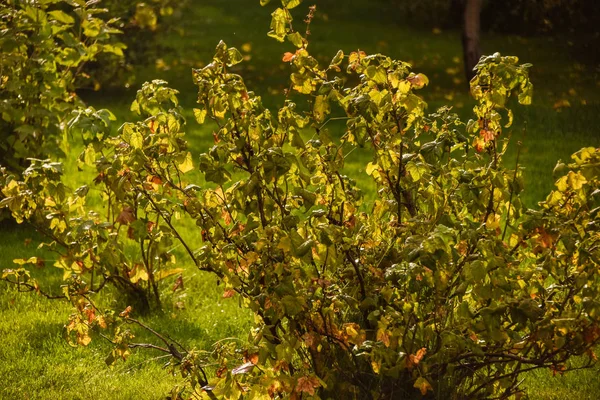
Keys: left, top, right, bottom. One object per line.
{"left": 78, "top": 333, "right": 92, "bottom": 346}
{"left": 407, "top": 73, "right": 429, "bottom": 89}
{"left": 154, "top": 268, "right": 184, "bottom": 281}
{"left": 567, "top": 171, "right": 587, "bottom": 190}
{"left": 345, "top": 323, "right": 359, "bottom": 337}
{"left": 313, "top": 95, "right": 330, "bottom": 123}
{"left": 193, "top": 108, "right": 207, "bottom": 124}
{"left": 555, "top": 175, "right": 568, "bottom": 192}
{"left": 129, "top": 264, "right": 148, "bottom": 283}
{"left": 371, "top": 360, "right": 381, "bottom": 374}
{"left": 377, "top": 328, "right": 391, "bottom": 347}
{"left": 178, "top": 152, "right": 194, "bottom": 173}
{"left": 366, "top": 162, "right": 378, "bottom": 176}
{"left": 414, "top": 377, "right": 433, "bottom": 395}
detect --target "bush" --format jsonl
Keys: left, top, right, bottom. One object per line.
{"left": 2, "top": 1, "right": 599, "bottom": 399}
{"left": 84, "top": 0, "right": 188, "bottom": 88}
{"left": 0, "top": 0, "right": 124, "bottom": 173}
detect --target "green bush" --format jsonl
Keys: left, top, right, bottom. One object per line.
{"left": 0, "top": 0, "right": 124, "bottom": 173}
{"left": 2, "top": 1, "right": 599, "bottom": 399}
{"left": 85, "top": 0, "right": 187, "bottom": 88}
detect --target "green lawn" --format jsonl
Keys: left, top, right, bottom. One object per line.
{"left": 2, "top": 1, "right": 599, "bottom": 398}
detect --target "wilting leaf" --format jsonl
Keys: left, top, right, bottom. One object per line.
{"left": 116, "top": 206, "right": 136, "bottom": 225}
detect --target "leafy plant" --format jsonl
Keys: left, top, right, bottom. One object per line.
{"left": 0, "top": 0, "right": 124, "bottom": 173}
{"left": 86, "top": 0, "right": 187, "bottom": 88}
{"left": 2, "top": 1, "right": 599, "bottom": 399}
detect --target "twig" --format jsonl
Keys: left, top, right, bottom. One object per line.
{"left": 502, "top": 123, "right": 526, "bottom": 241}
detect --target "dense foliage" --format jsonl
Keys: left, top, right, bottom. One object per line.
{"left": 2, "top": 1, "right": 600, "bottom": 399}
{"left": 0, "top": 0, "right": 124, "bottom": 172}
{"left": 86, "top": 0, "right": 187, "bottom": 87}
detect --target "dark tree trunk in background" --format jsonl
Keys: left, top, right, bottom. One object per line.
{"left": 461, "top": 0, "right": 482, "bottom": 82}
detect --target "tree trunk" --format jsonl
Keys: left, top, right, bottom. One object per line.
{"left": 462, "top": 0, "right": 482, "bottom": 82}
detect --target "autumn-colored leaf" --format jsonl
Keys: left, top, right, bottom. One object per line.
{"left": 244, "top": 351, "right": 259, "bottom": 365}
{"left": 216, "top": 365, "right": 228, "bottom": 378}
{"left": 78, "top": 333, "right": 92, "bottom": 346}
{"left": 295, "top": 376, "right": 321, "bottom": 396}
{"left": 282, "top": 52, "right": 294, "bottom": 62}
{"left": 480, "top": 128, "right": 495, "bottom": 142}
{"left": 473, "top": 136, "right": 485, "bottom": 153}
{"left": 172, "top": 275, "right": 184, "bottom": 292}
{"left": 377, "top": 328, "right": 391, "bottom": 347}
{"left": 119, "top": 305, "right": 132, "bottom": 317}
{"left": 96, "top": 315, "right": 107, "bottom": 329}
{"left": 414, "top": 377, "right": 433, "bottom": 395}
{"left": 223, "top": 289, "right": 235, "bottom": 298}
{"left": 407, "top": 73, "right": 429, "bottom": 89}
{"left": 116, "top": 206, "right": 136, "bottom": 225}
{"left": 408, "top": 347, "right": 427, "bottom": 369}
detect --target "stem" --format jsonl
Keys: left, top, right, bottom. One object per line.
{"left": 140, "top": 189, "right": 200, "bottom": 269}
{"left": 141, "top": 240, "right": 161, "bottom": 309}
{"left": 502, "top": 125, "right": 526, "bottom": 241}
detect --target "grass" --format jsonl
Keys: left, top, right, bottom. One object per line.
{"left": 2, "top": 1, "right": 600, "bottom": 398}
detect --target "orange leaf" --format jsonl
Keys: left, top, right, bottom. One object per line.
{"left": 480, "top": 128, "right": 495, "bottom": 143}
{"left": 295, "top": 376, "right": 321, "bottom": 396}
{"left": 119, "top": 305, "right": 132, "bottom": 317}
{"left": 245, "top": 352, "right": 259, "bottom": 365}
{"left": 223, "top": 289, "right": 235, "bottom": 298}
{"left": 282, "top": 52, "right": 294, "bottom": 62}
{"left": 408, "top": 347, "right": 427, "bottom": 369}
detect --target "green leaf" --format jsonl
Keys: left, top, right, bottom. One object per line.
{"left": 82, "top": 19, "right": 102, "bottom": 38}
{"left": 286, "top": 32, "right": 304, "bottom": 48}
{"left": 57, "top": 48, "right": 81, "bottom": 67}
{"left": 154, "top": 268, "right": 185, "bottom": 281}
{"left": 130, "top": 131, "right": 144, "bottom": 149}
{"left": 405, "top": 162, "right": 422, "bottom": 182}
{"left": 227, "top": 47, "right": 243, "bottom": 66}
{"left": 282, "top": 0, "right": 302, "bottom": 9}
{"left": 281, "top": 295, "right": 305, "bottom": 316}
{"left": 330, "top": 50, "right": 344, "bottom": 67}
{"left": 267, "top": 8, "right": 288, "bottom": 42}
{"left": 518, "top": 82, "right": 533, "bottom": 105}
{"left": 365, "top": 66, "right": 387, "bottom": 85}
{"left": 48, "top": 10, "right": 74, "bottom": 25}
